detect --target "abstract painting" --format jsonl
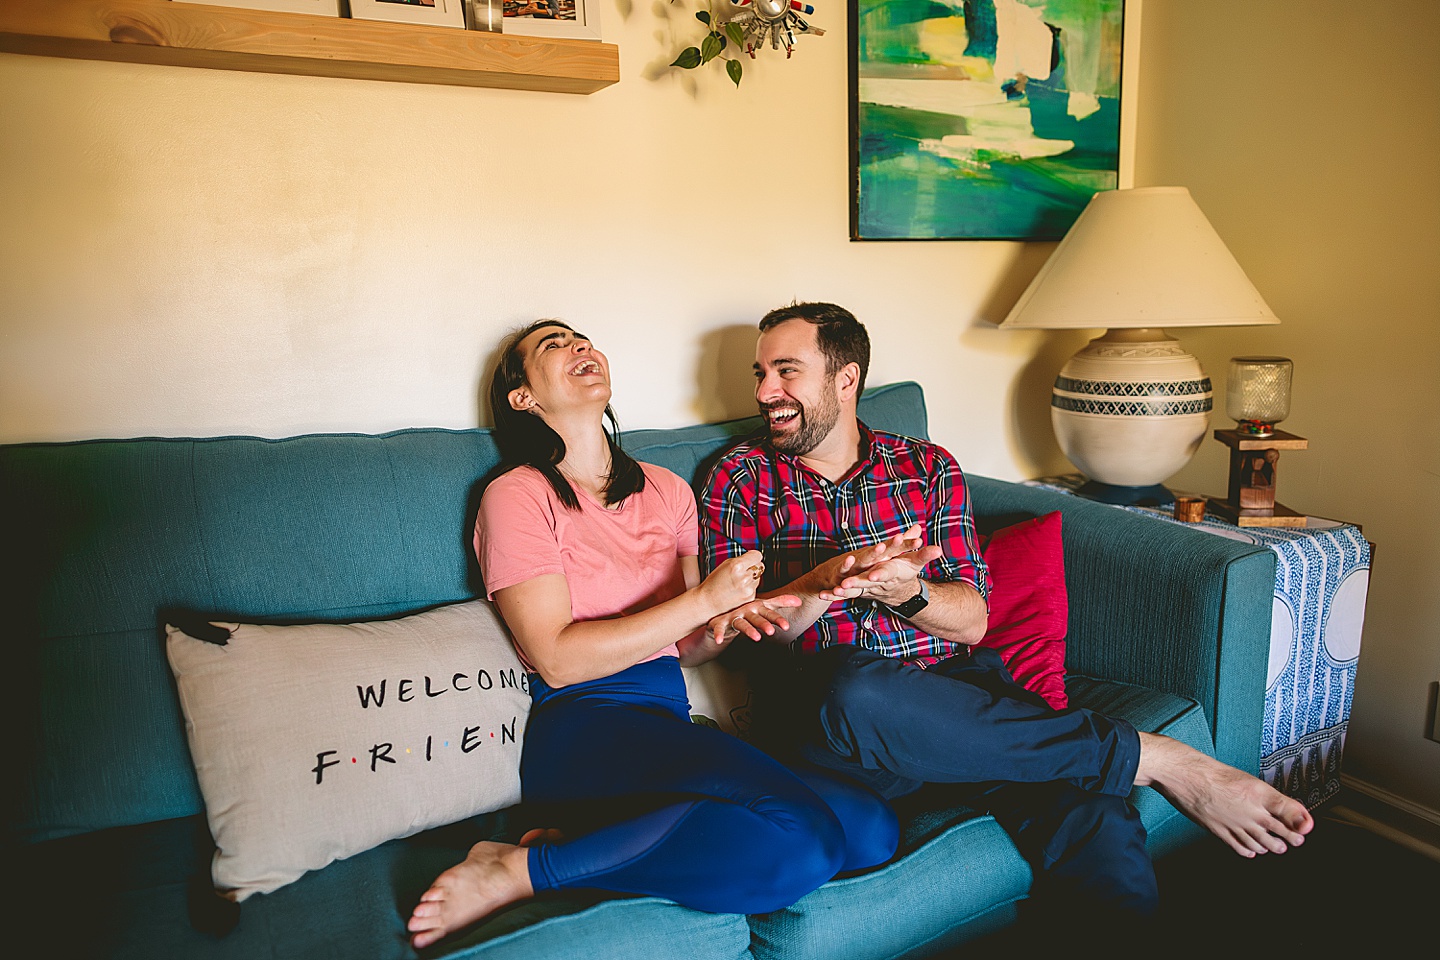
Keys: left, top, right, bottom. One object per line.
{"left": 851, "top": 0, "right": 1131, "bottom": 240}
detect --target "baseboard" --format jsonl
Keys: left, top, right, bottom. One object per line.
{"left": 1328, "top": 775, "right": 1440, "bottom": 863}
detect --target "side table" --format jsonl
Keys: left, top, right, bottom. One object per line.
{"left": 1027, "top": 475, "right": 1372, "bottom": 808}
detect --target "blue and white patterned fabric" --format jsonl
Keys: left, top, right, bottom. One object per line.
{"left": 1027, "top": 475, "right": 1370, "bottom": 809}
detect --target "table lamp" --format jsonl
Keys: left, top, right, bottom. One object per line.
{"left": 999, "top": 186, "right": 1279, "bottom": 505}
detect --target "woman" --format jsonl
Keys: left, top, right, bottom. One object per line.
{"left": 407, "top": 320, "right": 899, "bottom": 949}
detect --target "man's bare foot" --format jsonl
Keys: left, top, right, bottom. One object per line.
{"left": 1136, "top": 732, "right": 1314, "bottom": 857}
{"left": 407, "top": 841, "right": 533, "bottom": 949}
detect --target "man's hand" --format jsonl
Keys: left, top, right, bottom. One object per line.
{"left": 813, "top": 524, "right": 942, "bottom": 605}
{"left": 798, "top": 525, "right": 927, "bottom": 600}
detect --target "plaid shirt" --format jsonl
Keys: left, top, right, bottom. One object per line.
{"left": 700, "top": 424, "right": 990, "bottom": 666}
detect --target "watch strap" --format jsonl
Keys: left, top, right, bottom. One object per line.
{"left": 890, "top": 578, "right": 930, "bottom": 619}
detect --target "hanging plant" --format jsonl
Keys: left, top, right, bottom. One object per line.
{"left": 670, "top": 0, "right": 826, "bottom": 87}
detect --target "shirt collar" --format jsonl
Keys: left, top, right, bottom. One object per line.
{"left": 764, "top": 420, "right": 878, "bottom": 487}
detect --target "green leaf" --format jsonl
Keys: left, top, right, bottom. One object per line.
{"left": 671, "top": 47, "right": 703, "bottom": 69}
{"left": 695, "top": 10, "right": 710, "bottom": 25}
{"left": 725, "top": 22, "right": 744, "bottom": 45}
{"left": 726, "top": 56, "right": 742, "bottom": 86}
{"left": 701, "top": 34, "right": 722, "bottom": 63}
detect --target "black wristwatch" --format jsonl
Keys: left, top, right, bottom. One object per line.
{"left": 889, "top": 579, "right": 930, "bottom": 619}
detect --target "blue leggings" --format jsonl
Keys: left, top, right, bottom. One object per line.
{"left": 519, "top": 658, "right": 898, "bottom": 915}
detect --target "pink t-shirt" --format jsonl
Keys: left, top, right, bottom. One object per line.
{"left": 475, "top": 462, "right": 700, "bottom": 665}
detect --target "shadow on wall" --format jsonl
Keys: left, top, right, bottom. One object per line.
{"left": 693, "top": 323, "right": 762, "bottom": 424}
{"left": 473, "top": 335, "right": 511, "bottom": 429}
{"left": 1007, "top": 330, "right": 1088, "bottom": 476}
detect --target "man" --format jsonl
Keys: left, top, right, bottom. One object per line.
{"left": 699, "top": 302, "right": 1313, "bottom": 925}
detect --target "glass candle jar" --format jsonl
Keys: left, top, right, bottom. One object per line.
{"left": 1226, "top": 357, "right": 1293, "bottom": 437}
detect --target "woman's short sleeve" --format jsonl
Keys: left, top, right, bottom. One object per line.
{"left": 474, "top": 470, "right": 566, "bottom": 599}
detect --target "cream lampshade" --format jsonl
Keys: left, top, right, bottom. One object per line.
{"left": 1000, "top": 186, "right": 1279, "bottom": 504}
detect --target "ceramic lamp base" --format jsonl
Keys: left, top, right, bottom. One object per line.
{"left": 1050, "top": 329, "right": 1213, "bottom": 489}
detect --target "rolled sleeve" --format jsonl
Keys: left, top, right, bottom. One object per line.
{"left": 924, "top": 446, "right": 990, "bottom": 606}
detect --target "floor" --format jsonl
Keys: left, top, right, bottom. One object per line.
{"left": 942, "top": 794, "right": 1440, "bottom": 956}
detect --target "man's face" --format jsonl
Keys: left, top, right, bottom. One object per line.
{"left": 754, "top": 318, "right": 842, "bottom": 456}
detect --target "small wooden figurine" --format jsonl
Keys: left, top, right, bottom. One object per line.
{"left": 1211, "top": 429, "right": 1309, "bottom": 527}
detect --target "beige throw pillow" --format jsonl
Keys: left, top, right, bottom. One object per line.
{"left": 166, "top": 599, "right": 530, "bottom": 901}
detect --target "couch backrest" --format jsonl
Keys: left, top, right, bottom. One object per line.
{"left": 3, "top": 383, "right": 929, "bottom": 843}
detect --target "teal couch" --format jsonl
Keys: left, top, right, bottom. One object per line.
{"left": 3, "top": 382, "right": 1277, "bottom": 959}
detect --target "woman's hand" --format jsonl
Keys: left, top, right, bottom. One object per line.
{"left": 698, "top": 550, "right": 767, "bottom": 615}
{"left": 679, "top": 594, "right": 803, "bottom": 666}
{"left": 708, "top": 595, "right": 803, "bottom": 643}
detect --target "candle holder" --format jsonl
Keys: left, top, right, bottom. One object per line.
{"left": 1227, "top": 356, "right": 1292, "bottom": 438}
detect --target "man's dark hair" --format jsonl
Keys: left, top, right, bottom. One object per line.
{"left": 758, "top": 301, "right": 871, "bottom": 395}
{"left": 487, "top": 319, "right": 645, "bottom": 510}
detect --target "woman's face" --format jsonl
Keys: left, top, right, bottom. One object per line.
{"left": 510, "top": 323, "right": 611, "bottom": 417}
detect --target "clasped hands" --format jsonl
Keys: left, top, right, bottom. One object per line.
{"left": 700, "top": 525, "right": 942, "bottom": 647}
{"left": 808, "top": 523, "right": 941, "bottom": 606}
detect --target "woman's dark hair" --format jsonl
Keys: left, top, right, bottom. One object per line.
{"left": 487, "top": 319, "right": 646, "bottom": 510}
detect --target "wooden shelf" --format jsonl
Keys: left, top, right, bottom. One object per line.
{"left": 0, "top": 0, "right": 619, "bottom": 94}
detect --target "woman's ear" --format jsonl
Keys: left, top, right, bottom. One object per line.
{"left": 508, "top": 386, "right": 536, "bottom": 412}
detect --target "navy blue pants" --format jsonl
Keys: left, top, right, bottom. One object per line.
{"left": 744, "top": 644, "right": 1158, "bottom": 919}
{"left": 519, "top": 657, "right": 898, "bottom": 915}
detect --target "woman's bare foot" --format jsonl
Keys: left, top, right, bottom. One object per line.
{"left": 407, "top": 841, "right": 533, "bottom": 949}
{"left": 518, "top": 827, "right": 564, "bottom": 847}
{"left": 1136, "top": 732, "right": 1314, "bottom": 857}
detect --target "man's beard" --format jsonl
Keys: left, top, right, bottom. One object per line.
{"left": 765, "top": 390, "right": 840, "bottom": 456}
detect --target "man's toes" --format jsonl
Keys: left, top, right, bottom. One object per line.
{"left": 1255, "top": 832, "right": 1289, "bottom": 855}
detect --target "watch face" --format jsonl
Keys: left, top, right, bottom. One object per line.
{"left": 894, "top": 582, "right": 928, "bottom": 617}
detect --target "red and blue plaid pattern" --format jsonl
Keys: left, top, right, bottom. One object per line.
{"left": 700, "top": 424, "right": 990, "bottom": 666}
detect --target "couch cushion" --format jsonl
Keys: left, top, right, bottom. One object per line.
{"left": 15, "top": 810, "right": 753, "bottom": 960}
{"left": 977, "top": 511, "right": 1068, "bottom": 709}
{"left": 748, "top": 813, "right": 1028, "bottom": 960}
{"left": 166, "top": 600, "right": 529, "bottom": 901}
{"left": 4, "top": 430, "right": 506, "bottom": 843}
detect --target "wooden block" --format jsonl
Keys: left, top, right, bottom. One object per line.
{"left": 1213, "top": 429, "right": 1309, "bottom": 451}
{"left": 1209, "top": 499, "right": 1309, "bottom": 528}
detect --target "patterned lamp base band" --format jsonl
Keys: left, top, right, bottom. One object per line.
{"left": 1052, "top": 376, "right": 1214, "bottom": 418}
{"left": 1055, "top": 376, "right": 1213, "bottom": 398}
{"left": 1052, "top": 395, "right": 1213, "bottom": 417}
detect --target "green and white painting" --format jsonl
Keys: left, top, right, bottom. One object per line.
{"left": 851, "top": 0, "right": 1128, "bottom": 240}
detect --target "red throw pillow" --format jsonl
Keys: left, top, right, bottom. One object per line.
{"left": 976, "top": 511, "right": 1068, "bottom": 709}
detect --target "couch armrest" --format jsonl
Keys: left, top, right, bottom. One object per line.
{"left": 967, "top": 476, "right": 1276, "bottom": 775}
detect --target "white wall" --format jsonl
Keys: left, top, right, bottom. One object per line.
{"left": 1136, "top": 0, "right": 1440, "bottom": 817}
{"left": 0, "top": 4, "right": 1073, "bottom": 485}
{"left": 3, "top": 2, "right": 1435, "bottom": 819}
